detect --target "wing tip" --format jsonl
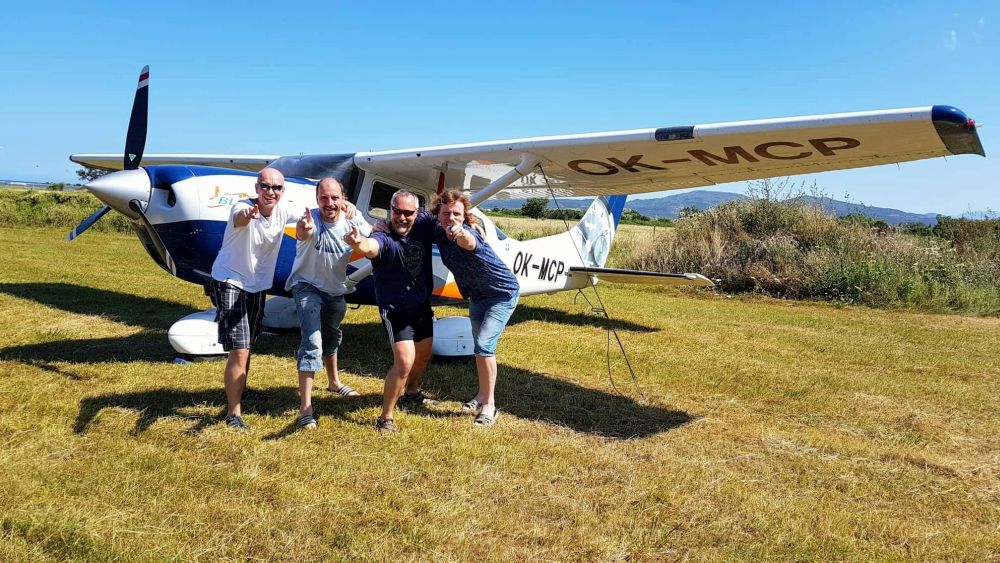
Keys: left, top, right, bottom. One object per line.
{"left": 931, "top": 105, "right": 986, "bottom": 157}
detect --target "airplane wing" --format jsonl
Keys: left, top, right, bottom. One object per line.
{"left": 70, "top": 154, "right": 281, "bottom": 172}
{"left": 567, "top": 267, "right": 715, "bottom": 288}
{"left": 70, "top": 105, "right": 983, "bottom": 199}
{"left": 355, "top": 105, "right": 984, "bottom": 199}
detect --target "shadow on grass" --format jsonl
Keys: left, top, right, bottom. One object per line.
{"left": 0, "top": 282, "right": 199, "bottom": 331}
{"left": 74, "top": 386, "right": 303, "bottom": 435}
{"left": 417, "top": 359, "right": 692, "bottom": 438}
{"left": 74, "top": 361, "right": 691, "bottom": 439}
{"left": 0, "top": 332, "right": 179, "bottom": 364}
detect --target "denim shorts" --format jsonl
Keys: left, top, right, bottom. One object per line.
{"left": 292, "top": 282, "right": 347, "bottom": 372}
{"left": 468, "top": 293, "right": 519, "bottom": 356}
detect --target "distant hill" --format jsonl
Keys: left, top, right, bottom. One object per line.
{"left": 484, "top": 190, "right": 945, "bottom": 225}
{"left": 788, "top": 196, "right": 940, "bottom": 225}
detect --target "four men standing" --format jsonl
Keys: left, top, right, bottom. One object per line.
{"left": 211, "top": 176, "right": 515, "bottom": 434}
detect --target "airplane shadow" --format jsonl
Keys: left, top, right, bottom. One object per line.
{"left": 0, "top": 282, "right": 199, "bottom": 331}
{"left": 0, "top": 332, "right": 180, "bottom": 364}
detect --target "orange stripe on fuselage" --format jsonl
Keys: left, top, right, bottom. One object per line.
{"left": 433, "top": 281, "right": 464, "bottom": 300}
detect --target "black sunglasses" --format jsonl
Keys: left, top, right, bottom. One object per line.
{"left": 257, "top": 182, "right": 284, "bottom": 192}
{"left": 391, "top": 206, "right": 417, "bottom": 218}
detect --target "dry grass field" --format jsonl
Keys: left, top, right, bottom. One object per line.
{"left": 1, "top": 226, "right": 999, "bottom": 561}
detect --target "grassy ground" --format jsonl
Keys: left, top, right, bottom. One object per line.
{"left": 1, "top": 227, "right": 998, "bottom": 561}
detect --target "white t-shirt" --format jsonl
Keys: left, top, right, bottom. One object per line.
{"left": 285, "top": 209, "right": 372, "bottom": 295}
{"left": 211, "top": 199, "right": 293, "bottom": 293}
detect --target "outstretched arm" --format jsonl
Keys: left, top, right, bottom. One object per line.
{"left": 444, "top": 219, "right": 478, "bottom": 251}
{"left": 233, "top": 203, "right": 260, "bottom": 228}
{"left": 345, "top": 226, "right": 380, "bottom": 259}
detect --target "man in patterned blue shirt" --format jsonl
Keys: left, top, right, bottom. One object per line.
{"left": 432, "top": 190, "right": 520, "bottom": 426}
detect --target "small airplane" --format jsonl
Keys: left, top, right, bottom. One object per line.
{"left": 69, "top": 66, "right": 985, "bottom": 357}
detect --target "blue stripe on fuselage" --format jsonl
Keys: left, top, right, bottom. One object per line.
{"left": 152, "top": 219, "right": 378, "bottom": 305}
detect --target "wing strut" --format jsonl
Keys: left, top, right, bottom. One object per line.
{"left": 468, "top": 153, "right": 541, "bottom": 207}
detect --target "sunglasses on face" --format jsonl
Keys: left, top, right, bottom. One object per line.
{"left": 391, "top": 206, "right": 417, "bottom": 218}
{"left": 257, "top": 183, "right": 284, "bottom": 192}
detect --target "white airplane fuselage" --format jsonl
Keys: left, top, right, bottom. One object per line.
{"left": 102, "top": 164, "right": 626, "bottom": 308}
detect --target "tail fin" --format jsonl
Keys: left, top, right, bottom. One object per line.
{"left": 570, "top": 195, "right": 628, "bottom": 268}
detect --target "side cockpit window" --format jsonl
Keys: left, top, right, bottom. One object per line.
{"left": 367, "top": 181, "right": 425, "bottom": 221}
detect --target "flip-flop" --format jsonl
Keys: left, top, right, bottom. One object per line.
{"left": 327, "top": 385, "right": 359, "bottom": 397}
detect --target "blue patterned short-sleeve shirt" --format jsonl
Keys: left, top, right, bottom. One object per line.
{"left": 434, "top": 224, "right": 519, "bottom": 301}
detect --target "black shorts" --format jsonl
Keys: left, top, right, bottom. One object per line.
{"left": 379, "top": 300, "right": 433, "bottom": 345}
{"left": 210, "top": 280, "right": 266, "bottom": 351}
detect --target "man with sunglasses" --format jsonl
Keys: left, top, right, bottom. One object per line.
{"left": 210, "top": 167, "right": 293, "bottom": 432}
{"left": 345, "top": 190, "right": 436, "bottom": 433}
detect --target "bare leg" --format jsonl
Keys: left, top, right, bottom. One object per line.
{"left": 475, "top": 355, "right": 497, "bottom": 409}
{"left": 381, "top": 340, "right": 415, "bottom": 420}
{"left": 298, "top": 370, "right": 315, "bottom": 416}
{"left": 324, "top": 354, "right": 341, "bottom": 390}
{"left": 404, "top": 337, "right": 433, "bottom": 395}
{"left": 224, "top": 348, "right": 251, "bottom": 417}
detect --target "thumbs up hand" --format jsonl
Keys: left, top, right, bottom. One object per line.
{"left": 300, "top": 207, "right": 314, "bottom": 229}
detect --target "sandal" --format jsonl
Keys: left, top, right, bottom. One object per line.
{"left": 327, "top": 385, "right": 359, "bottom": 397}
{"left": 296, "top": 414, "right": 317, "bottom": 430}
{"left": 474, "top": 406, "right": 499, "bottom": 426}
{"left": 462, "top": 398, "right": 482, "bottom": 413}
{"left": 375, "top": 418, "right": 399, "bottom": 434}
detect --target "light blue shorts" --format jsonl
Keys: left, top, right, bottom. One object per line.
{"left": 468, "top": 293, "right": 519, "bottom": 357}
{"left": 292, "top": 282, "right": 347, "bottom": 372}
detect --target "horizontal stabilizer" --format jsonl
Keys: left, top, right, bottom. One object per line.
{"left": 567, "top": 267, "right": 714, "bottom": 287}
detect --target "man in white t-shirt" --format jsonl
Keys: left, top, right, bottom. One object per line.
{"left": 285, "top": 178, "right": 371, "bottom": 430}
{"left": 210, "top": 167, "right": 293, "bottom": 433}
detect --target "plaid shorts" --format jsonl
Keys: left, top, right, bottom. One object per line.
{"left": 210, "top": 280, "right": 266, "bottom": 351}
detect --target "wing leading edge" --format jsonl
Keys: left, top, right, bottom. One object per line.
{"left": 354, "top": 105, "right": 984, "bottom": 198}
{"left": 70, "top": 154, "right": 282, "bottom": 172}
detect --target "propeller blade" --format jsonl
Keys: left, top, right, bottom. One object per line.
{"left": 66, "top": 205, "right": 112, "bottom": 241}
{"left": 123, "top": 65, "right": 149, "bottom": 171}
{"left": 128, "top": 199, "right": 176, "bottom": 276}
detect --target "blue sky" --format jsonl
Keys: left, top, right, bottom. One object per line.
{"left": 2, "top": 1, "right": 997, "bottom": 215}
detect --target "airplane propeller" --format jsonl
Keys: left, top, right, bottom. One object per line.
{"left": 67, "top": 65, "right": 151, "bottom": 240}
{"left": 129, "top": 198, "right": 175, "bottom": 275}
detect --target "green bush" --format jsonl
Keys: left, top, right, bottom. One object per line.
{"left": 0, "top": 189, "right": 134, "bottom": 234}
{"left": 626, "top": 197, "right": 1000, "bottom": 315}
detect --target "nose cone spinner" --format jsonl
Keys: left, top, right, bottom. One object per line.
{"left": 86, "top": 168, "right": 151, "bottom": 219}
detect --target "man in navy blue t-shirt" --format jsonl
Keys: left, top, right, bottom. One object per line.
{"left": 345, "top": 190, "right": 437, "bottom": 433}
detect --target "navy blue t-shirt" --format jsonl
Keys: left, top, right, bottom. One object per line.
{"left": 370, "top": 211, "right": 435, "bottom": 311}
{"left": 434, "top": 223, "right": 519, "bottom": 301}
